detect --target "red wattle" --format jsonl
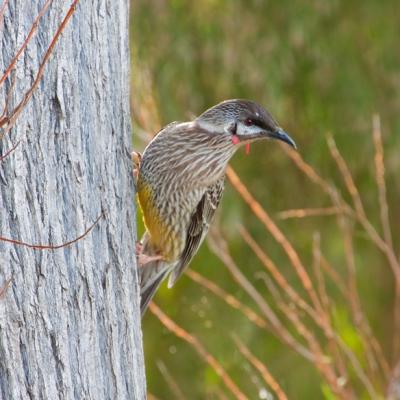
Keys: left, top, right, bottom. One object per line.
{"left": 231, "top": 135, "right": 240, "bottom": 145}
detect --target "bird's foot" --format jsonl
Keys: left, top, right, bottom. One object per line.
{"left": 137, "top": 253, "right": 164, "bottom": 267}
{"left": 131, "top": 151, "right": 142, "bottom": 182}
{"left": 131, "top": 151, "right": 142, "bottom": 165}
{"left": 136, "top": 241, "right": 143, "bottom": 255}
{"left": 136, "top": 241, "right": 164, "bottom": 266}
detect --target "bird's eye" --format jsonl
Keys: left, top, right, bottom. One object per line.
{"left": 244, "top": 118, "right": 254, "bottom": 126}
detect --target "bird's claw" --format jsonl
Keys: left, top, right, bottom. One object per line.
{"left": 136, "top": 241, "right": 163, "bottom": 266}
{"left": 131, "top": 151, "right": 142, "bottom": 183}
{"left": 137, "top": 253, "right": 164, "bottom": 267}
{"left": 136, "top": 241, "right": 143, "bottom": 255}
{"left": 131, "top": 151, "right": 142, "bottom": 167}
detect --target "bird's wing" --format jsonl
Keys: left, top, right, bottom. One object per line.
{"left": 167, "top": 177, "right": 225, "bottom": 287}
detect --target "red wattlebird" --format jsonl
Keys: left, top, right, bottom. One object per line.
{"left": 135, "top": 99, "right": 296, "bottom": 315}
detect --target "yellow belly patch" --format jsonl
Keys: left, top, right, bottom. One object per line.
{"left": 137, "top": 179, "right": 180, "bottom": 261}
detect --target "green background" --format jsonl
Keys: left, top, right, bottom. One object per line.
{"left": 131, "top": 1, "right": 400, "bottom": 398}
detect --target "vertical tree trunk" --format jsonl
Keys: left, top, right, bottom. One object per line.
{"left": 0, "top": 1, "right": 146, "bottom": 399}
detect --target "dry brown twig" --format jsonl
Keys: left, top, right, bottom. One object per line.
{"left": 207, "top": 226, "right": 317, "bottom": 362}
{"left": 327, "top": 134, "right": 400, "bottom": 364}
{"left": 186, "top": 269, "right": 268, "bottom": 330}
{"left": 232, "top": 335, "right": 288, "bottom": 400}
{"left": 239, "top": 225, "right": 319, "bottom": 323}
{"left": 289, "top": 140, "right": 391, "bottom": 383}
{"left": 0, "top": 0, "right": 53, "bottom": 88}
{"left": 258, "top": 250, "right": 376, "bottom": 398}
{"left": 276, "top": 207, "right": 341, "bottom": 220}
{"left": 284, "top": 137, "right": 396, "bottom": 376}
{"left": 0, "top": 212, "right": 103, "bottom": 249}
{"left": 148, "top": 302, "right": 248, "bottom": 400}
{"left": 311, "top": 232, "right": 332, "bottom": 320}
{"left": 226, "top": 166, "right": 324, "bottom": 317}
{"left": 225, "top": 155, "right": 388, "bottom": 395}
{"left": 156, "top": 360, "right": 186, "bottom": 400}
{"left": 0, "top": 69, "right": 17, "bottom": 122}
{"left": 0, "top": 139, "right": 20, "bottom": 162}
{"left": 0, "top": 0, "right": 80, "bottom": 139}
{"left": 372, "top": 114, "right": 393, "bottom": 249}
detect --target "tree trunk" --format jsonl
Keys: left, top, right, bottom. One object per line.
{"left": 0, "top": 1, "right": 146, "bottom": 399}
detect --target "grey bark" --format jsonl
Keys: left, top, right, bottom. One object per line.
{"left": 0, "top": 1, "right": 146, "bottom": 399}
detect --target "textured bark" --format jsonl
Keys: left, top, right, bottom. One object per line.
{"left": 0, "top": 2, "right": 146, "bottom": 399}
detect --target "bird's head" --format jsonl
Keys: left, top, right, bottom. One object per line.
{"left": 196, "top": 99, "right": 296, "bottom": 149}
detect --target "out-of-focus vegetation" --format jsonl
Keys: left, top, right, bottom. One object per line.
{"left": 130, "top": 1, "right": 400, "bottom": 398}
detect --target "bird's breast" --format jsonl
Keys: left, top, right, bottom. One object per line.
{"left": 137, "top": 174, "right": 204, "bottom": 262}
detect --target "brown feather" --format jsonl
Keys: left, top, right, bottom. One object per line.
{"left": 168, "top": 177, "right": 225, "bottom": 287}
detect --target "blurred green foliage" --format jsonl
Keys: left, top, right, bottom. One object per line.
{"left": 130, "top": 1, "right": 400, "bottom": 398}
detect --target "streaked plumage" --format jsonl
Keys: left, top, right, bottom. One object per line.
{"left": 137, "top": 99, "right": 296, "bottom": 315}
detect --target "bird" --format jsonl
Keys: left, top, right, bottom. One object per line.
{"left": 135, "top": 99, "right": 296, "bottom": 315}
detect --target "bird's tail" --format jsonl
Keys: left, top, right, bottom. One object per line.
{"left": 140, "top": 268, "right": 168, "bottom": 315}
{"left": 138, "top": 234, "right": 171, "bottom": 316}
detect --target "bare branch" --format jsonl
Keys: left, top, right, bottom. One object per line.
{"left": 1, "top": 0, "right": 80, "bottom": 138}
{"left": 0, "top": 0, "right": 53, "bottom": 87}
{"left": 372, "top": 114, "right": 393, "bottom": 249}
{"left": 207, "top": 226, "right": 316, "bottom": 362}
{"left": 226, "top": 166, "right": 324, "bottom": 316}
{"left": 232, "top": 335, "right": 288, "bottom": 400}
{"left": 186, "top": 269, "right": 268, "bottom": 330}
{"left": 156, "top": 360, "right": 186, "bottom": 400}
{"left": 148, "top": 302, "right": 248, "bottom": 400}
{"left": 0, "top": 139, "right": 20, "bottom": 162}
{"left": 276, "top": 207, "right": 341, "bottom": 220}
{"left": 0, "top": 212, "right": 103, "bottom": 249}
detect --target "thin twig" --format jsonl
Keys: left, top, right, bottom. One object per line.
{"left": 226, "top": 166, "right": 324, "bottom": 317}
{"left": 276, "top": 207, "right": 341, "bottom": 220}
{"left": 312, "top": 233, "right": 330, "bottom": 317}
{"left": 0, "top": 139, "right": 21, "bottom": 162}
{"left": 281, "top": 145, "right": 343, "bottom": 202}
{"left": 0, "top": 0, "right": 53, "bottom": 87}
{"left": 276, "top": 301, "right": 348, "bottom": 398}
{"left": 186, "top": 269, "right": 268, "bottom": 330}
{"left": 327, "top": 136, "right": 365, "bottom": 219}
{"left": 232, "top": 335, "right": 288, "bottom": 400}
{"left": 0, "top": 212, "right": 103, "bottom": 249}
{"left": 319, "top": 254, "right": 347, "bottom": 297}
{"left": 0, "top": 0, "right": 80, "bottom": 138}
{"left": 328, "top": 136, "right": 400, "bottom": 362}
{"left": 0, "top": 68, "right": 17, "bottom": 123}
{"left": 207, "top": 226, "right": 317, "bottom": 362}
{"left": 312, "top": 233, "right": 352, "bottom": 386}
{"left": 286, "top": 138, "right": 399, "bottom": 368}
{"left": 148, "top": 302, "right": 248, "bottom": 400}
{"left": 372, "top": 114, "right": 393, "bottom": 249}
{"left": 239, "top": 225, "right": 318, "bottom": 320}
{"left": 224, "top": 214, "right": 379, "bottom": 395}
{"left": 338, "top": 212, "right": 383, "bottom": 381}
{"left": 156, "top": 360, "right": 186, "bottom": 400}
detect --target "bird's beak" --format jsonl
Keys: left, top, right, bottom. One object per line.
{"left": 267, "top": 128, "right": 297, "bottom": 149}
